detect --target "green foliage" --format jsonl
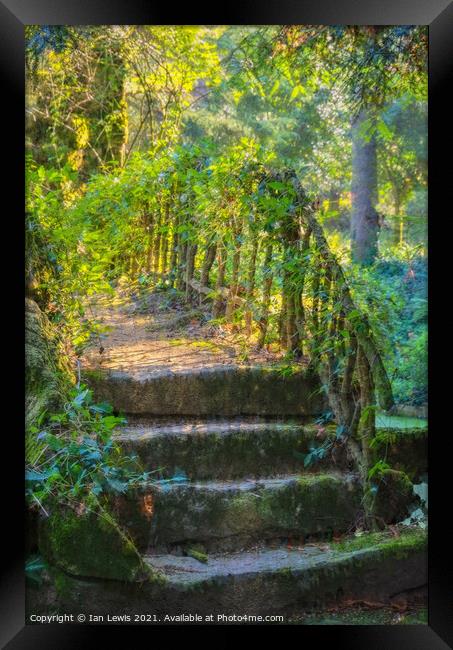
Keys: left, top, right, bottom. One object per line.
{"left": 25, "top": 555, "right": 48, "bottom": 585}
{"left": 26, "top": 160, "right": 114, "bottom": 353}
{"left": 367, "top": 459, "right": 391, "bottom": 481}
{"left": 393, "top": 328, "right": 427, "bottom": 405}
{"left": 26, "top": 26, "right": 427, "bottom": 375}
{"left": 26, "top": 385, "right": 150, "bottom": 510}
{"left": 25, "top": 26, "right": 427, "bottom": 534}
{"left": 304, "top": 444, "right": 330, "bottom": 468}
{"left": 348, "top": 251, "right": 427, "bottom": 406}
{"left": 186, "top": 547, "right": 209, "bottom": 563}
{"left": 331, "top": 526, "right": 425, "bottom": 555}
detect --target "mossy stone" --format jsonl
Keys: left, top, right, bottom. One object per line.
{"left": 371, "top": 469, "right": 414, "bottom": 524}
{"left": 38, "top": 501, "right": 160, "bottom": 582}
{"left": 83, "top": 366, "right": 326, "bottom": 417}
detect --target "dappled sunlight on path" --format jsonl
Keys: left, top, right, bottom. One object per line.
{"left": 82, "top": 289, "right": 292, "bottom": 379}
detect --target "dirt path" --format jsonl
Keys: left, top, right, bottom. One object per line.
{"left": 81, "top": 286, "right": 291, "bottom": 379}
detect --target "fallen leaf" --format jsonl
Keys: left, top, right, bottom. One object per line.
{"left": 141, "top": 494, "right": 154, "bottom": 520}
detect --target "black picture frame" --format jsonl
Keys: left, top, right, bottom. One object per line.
{"left": 2, "top": 1, "right": 451, "bottom": 647}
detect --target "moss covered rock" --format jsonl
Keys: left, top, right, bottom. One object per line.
{"left": 115, "top": 420, "right": 348, "bottom": 481}
{"left": 371, "top": 469, "right": 414, "bottom": 524}
{"left": 372, "top": 428, "right": 428, "bottom": 482}
{"left": 38, "top": 501, "right": 159, "bottom": 582}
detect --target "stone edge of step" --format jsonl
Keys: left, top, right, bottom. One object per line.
{"left": 114, "top": 419, "right": 317, "bottom": 441}
{"left": 143, "top": 529, "right": 427, "bottom": 587}
{"left": 84, "top": 364, "right": 313, "bottom": 382}
{"left": 128, "top": 471, "right": 358, "bottom": 494}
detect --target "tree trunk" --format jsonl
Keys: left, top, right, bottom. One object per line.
{"left": 168, "top": 216, "right": 179, "bottom": 288}
{"left": 200, "top": 243, "right": 217, "bottom": 288}
{"left": 245, "top": 236, "right": 259, "bottom": 336}
{"left": 390, "top": 192, "right": 403, "bottom": 246}
{"left": 356, "top": 344, "right": 379, "bottom": 527}
{"left": 351, "top": 109, "right": 379, "bottom": 265}
{"left": 225, "top": 240, "right": 242, "bottom": 322}
{"left": 185, "top": 243, "right": 198, "bottom": 302}
{"left": 293, "top": 226, "right": 311, "bottom": 356}
{"left": 129, "top": 254, "right": 138, "bottom": 278}
{"left": 152, "top": 213, "right": 162, "bottom": 277}
{"left": 279, "top": 293, "right": 288, "bottom": 348}
{"left": 213, "top": 244, "right": 227, "bottom": 318}
{"left": 257, "top": 243, "right": 273, "bottom": 349}
{"left": 160, "top": 203, "right": 170, "bottom": 275}
{"left": 160, "top": 232, "right": 168, "bottom": 276}
{"left": 303, "top": 201, "right": 393, "bottom": 411}
{"left": 146, "top": 214, "right": 154, "bottom": 273}
{"left": 294, "top": 292, "right": 305, "bottom": 355}
{"left": 176, "top": 241, "right": 187, "bottom": 291}
{"left": 283, "top": 278, "right": 299, "bottom": 354}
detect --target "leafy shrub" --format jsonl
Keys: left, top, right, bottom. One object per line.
{"left": 392, "top": 328, "right": 427, "bottom": 405}
{"left": 26, "top": 385, "right": 151, "bottom": 511}
{"left": 348, "top": 251, "right": 427, "bottom": 406}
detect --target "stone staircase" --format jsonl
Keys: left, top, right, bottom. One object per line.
{"left": 31, "top": 366, "right": 427, "bottom": 620}
{"left": 88, "top": 367, "right": 425, "bottom": 617}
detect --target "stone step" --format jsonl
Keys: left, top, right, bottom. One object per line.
{"left": 114, "top": 418, "right": 349, "bottom": 480}
{"left": 28, "top": 528, "right": 427, "bottom": 618}
{"left": 115, "top": 419, "right": 427, "bottom": 481}
{"left": 142, "top": 528, "right": 427, "bottom": 616}
{"left": 110, "top": 472, "right": 363, "bottom": 552}
{"left": 83, "top": 366, "right": 327, "bottom": 416}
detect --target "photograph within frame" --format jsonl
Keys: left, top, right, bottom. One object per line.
{"left": 0, "top": 0, "right": 450, "bottom": 644}
{"left": 24, "top": 22, "right": 428, "bottom": 626}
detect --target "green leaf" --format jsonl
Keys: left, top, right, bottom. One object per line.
{"left": 289, "top": 85, "right": 304, "bottom": 101}
{"left": 377, "top": 120, "right": 392, "bottom": 140}
{"left": 367, "top": 460, "right": 391, "bottom": 480}
{"left": 72, "top": 389, "right": 90, "bottom": 407}
{"left": 269, "top": 79, "right": 280, "bottom": 98}
{"left": 336, "top": 424, "right": 347, "bottom": 439}
{"left": 105, "top": 477, "right": 128, "bottom": 493}
{"left": 186, "top": 548, "right": 208, "bottom": 563}
{"left": 25, "top": 468, "right": 55, "bottom": 482}
{"left": 304, "top": 452, "right": 314, "bottom": 468}
{"left": 25, "top": 556, "right": 47, "bottom": 584}
{"left": 89, "top": 402, "right": 113, "bottom": 415}
{"left": 100, "top": 415, "right": 122, "bottom": 431}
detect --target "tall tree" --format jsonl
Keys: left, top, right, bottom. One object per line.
{"left": 350, "top": 108, "right": 379, "bottom": 264}
{"left": 248, "top": 25, "right": 427, "bottom": 263}
{"left": 324, "top": 25, "right": 426, "bottom": 263}
{"left": 26, "top": 27, "right": 128, "bottom": 179}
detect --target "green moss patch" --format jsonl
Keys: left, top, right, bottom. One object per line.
{"left": 110, "top": 474, "right": 362, "bottom": 551}
{"left": 331, "top": 526, "right": 426, "bottom": 558}
{"left": 116, "top": 421, "right": 340, "bottom": 481}
{"left": 370, "top": 427, "right": 427, "bottom": 481}
{"left": 369, "top": 469, "right": 414, "bottom": 523}
{"left": 38, "top": 501, "right": 161, "bottom": 582}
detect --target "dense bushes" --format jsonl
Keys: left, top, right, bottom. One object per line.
{"left": 348, "top": 251, "right": 427, "bottom": 407}
{"left": 27, "top": 139, "right": 426, "bottom": 406}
